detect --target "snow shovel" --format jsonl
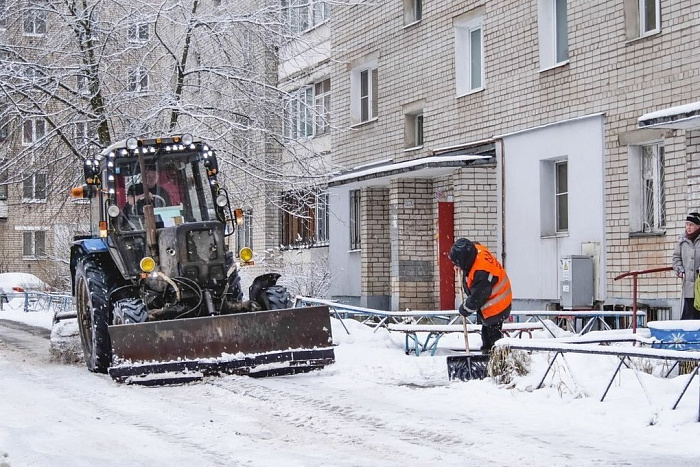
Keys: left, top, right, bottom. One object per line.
{"left": 447, "top": 279, "right": 489, "bottom": 381}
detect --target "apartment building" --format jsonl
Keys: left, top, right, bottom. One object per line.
{"left": 325, "top": 0, "right": 697, "bottom": 317}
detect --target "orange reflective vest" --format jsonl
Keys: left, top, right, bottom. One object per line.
{"left": 465, "top": 245, "right": 512, "bottom": 320}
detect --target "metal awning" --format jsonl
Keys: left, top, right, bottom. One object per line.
{"left": 638, "top": 102, "right": 700, "bottom": 130}
{"left": 327, "top": 154, "right": 492, "bottom": 188}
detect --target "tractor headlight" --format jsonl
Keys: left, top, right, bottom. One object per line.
{"left": 215, "top": 193, "right": 227, "bottom": 207}
{"left": 126, "top": 137, "right": 139, "bottom": 150}
{"left": 140, "top": 256, "right": 156, "bottom": 273}
{"left": 239, "top": 247, "right": 253, "bottom": 263}
{"left": 181, "top": 133, "right": 193, "bottom": 145}
{"left": 107, "top": 204, "right": 120, "bottom": 218}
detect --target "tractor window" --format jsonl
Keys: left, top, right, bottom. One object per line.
{"left": 113, "top": 154, "right": 215, "bottom": 231}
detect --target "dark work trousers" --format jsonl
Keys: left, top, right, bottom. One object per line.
{"left": 682, "top": 298, "right": 700, "bottom": 320}
{"left": 478, "top": 314, "right": 505, "bottom": 353}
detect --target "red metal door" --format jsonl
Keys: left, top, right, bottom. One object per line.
{"left": 438, "top": 202, "right": 455, "bottom": 310}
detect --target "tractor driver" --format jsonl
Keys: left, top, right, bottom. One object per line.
{"left": 124, "top": 167, "right": 171, "bottom": 217}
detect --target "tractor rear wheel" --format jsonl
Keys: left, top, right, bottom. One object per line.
{"left": 75, "top": 258, "right": 114, "bottom": 373}
{"left": 260, "top": 285, "right": 293, "bottom": 310}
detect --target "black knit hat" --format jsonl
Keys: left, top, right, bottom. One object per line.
{"left": 448, "top": 238, "right": 477, "bottom": 272}
{"left": 687, "top": 212, "right": 700, "bottom": 226}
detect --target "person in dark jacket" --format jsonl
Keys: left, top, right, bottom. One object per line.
{"left": 449, "top": 237, "right": 513, "bottom": 353}
{"left": 672, "top": 211, "right": 700, "bottom": 320}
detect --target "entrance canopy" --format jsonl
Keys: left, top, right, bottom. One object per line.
{"left": 638, "top": 101, "right": 700, "bottom": 130}
{"left": 328, "top": 152, "right": 493, "bottom": 189}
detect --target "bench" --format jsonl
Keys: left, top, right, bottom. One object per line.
{"left": 387, "top": 322, "right": 546, "bottom": 356}
{"left": 495, "top": 337, "right": 700, "bottom": 422}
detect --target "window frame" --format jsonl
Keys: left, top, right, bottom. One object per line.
{"left": 127, "top": 67, "right": 149, "bottom": 92}
{"left": 128, "top": 22, "right": 150, "bottom": 43}
{"left": 538, "top": 0, "right": 569, "bottom": 70}
{"left": 23, "top": 0, "right": 47, "bottom": 36}
{"left": 279, "top": 190, "right": 329, "bottom": 249}
{"left": 314, "top": 79, "right": 331, "bottom": 136}
{"left": 22, "top": 118, "right": 46, "bottom": 146}
{"left": 281, "top": 0, "right": 329, "bottom": 35}
{"left": 403, "top": 0, "right": 422, "bottom": 26}
{"left": 628, "top": 141, "right": 666, "bottom": 234}
{"left": 350, "top": 66, "right": 378, "bottom": 125}
{"left": 23, "top": 172, "right": 47, "bottom": 202}
{"left": 454, "top": 16, "right": 484, "bottom": 96}
{"left": 0, "top": 0, "right": 7, "bottom": 29}
{"left": 0, "top": 159, "right": 7, "bottom": 201}
{"left": 539, "top": 157, "right": 568, "bottom": 238}
{"left": 349, "top": 189, "right": 361, "bottom": 251}
{"left": 22, "top": 230, "right": 46, "bottom": 258}
{"left": 639, "top": 0, "right": 661, "bottom": 36}
{"left": 554, "top": 160, "right": 568, "bottom": 233}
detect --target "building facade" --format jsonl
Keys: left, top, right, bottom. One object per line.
{"left": 325, "top": 0, "right": 697, "bottom": 318}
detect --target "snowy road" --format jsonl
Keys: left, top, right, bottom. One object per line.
{"left": 2, "top": 316, "right": 700, "bottom": 466}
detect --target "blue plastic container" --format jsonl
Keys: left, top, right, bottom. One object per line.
{"left": 648, "top": 320, "right": 700, "bottom": 350}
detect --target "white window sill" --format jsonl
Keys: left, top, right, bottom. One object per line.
{"left": 404, "top": 145, "right": 424, "bottom": 152}
{"left": 541, "top": 232, "right": 569, "bottom": 239}
{"left": 21, "top": 199, "right": 47, "bottom": 204}
{"left": 539, "top": 60, "right": 569, "bottom": 73}
{"left": 348, "top": 248, "right": 361, "bottom": 253}
{"left": 456, "top": 87, "right": 484, "bottom": 99}
{"left": 349, "top": 118, "right": 378, "bottom": 129}
{"left": 625, "top": 29, "right": 661, "bottom": 45}
{"left": 403, "top": 20, "right": 422, "bottom": 30}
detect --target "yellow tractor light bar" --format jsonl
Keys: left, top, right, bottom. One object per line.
{"left": 140, "top": 256, "right": 156, "bottom": 273}
{"left": 239, "top": 247, "right": 253, "bottom": 263}
{"left": 71, "top": 185, "right": 96, "bottom": 198}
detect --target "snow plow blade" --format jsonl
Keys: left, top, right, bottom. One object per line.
{"left": 107, "top": 305, "right": 334, "bottom": 385}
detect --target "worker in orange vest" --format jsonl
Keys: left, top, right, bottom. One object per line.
{"left": 449, "top": 237, "right": 512, "bottom": 353}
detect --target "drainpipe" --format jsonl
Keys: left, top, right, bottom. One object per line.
{"left": 497, "top": 138, "right": 506, "bottom": 268}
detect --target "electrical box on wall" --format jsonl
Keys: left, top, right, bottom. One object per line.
{"left": 560, "top": 255, "right": 594, "bottom": 309}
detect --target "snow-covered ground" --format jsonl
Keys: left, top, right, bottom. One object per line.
{"left": 2, "top": 308, "right": 700, "bottom": 466}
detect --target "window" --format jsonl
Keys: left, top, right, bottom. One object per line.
{"left": 0, "top": 119, "right": 8, "bottom": 142}
{"left": 0, "top": 160, "right": 7, "bottom": 201}
{"left": 128, "top": 67, "right": 149, "bottom": 92}
{"left": 74, "top": 122, "right": 89, "bottom": 146}
{"left": 128, "top": 23, "right": 149, "bottom": 42}
{"left": 628, "top": 142, "right": 666, "bottom": 233}
{"left": 281, "top": 0, "right": 329, "bottom": 34}
{"left": 279, "top": 190, "right": 329, "bottom": 248}
{"left": 23, "top": 118, "right": 45, "bottom": 145}
{"left": 454, "top": 15, "right": 483, "bottom": 96}
{"left": 314, "top": 79, "right": 331, "bottom": 135}
{"left": 234, "top": 209, "right": 253, "bottom": 256}
{"left": 23, "top": 172, "right": 46, "bottom": 200}
{"left": 641, "top": 144, "right": 665, "bottom": 231}
{"left": 22, "top": 230, "right": 46, "bottom": 257}
{"left": 539, "top": 158, "right": 567, "bottom": 237}
{"left": 23, "top": 0, "right": 47, "bottom": 36}
{"left": 405, "top": 112, "right": 423, "bottom": 149}
{"left": 639, "top": 0, "right": 660, "bottom": 36}
{"left": 350, "top": 63, "right": 378, "bottom": 125}
{"left": 349, "top": 189, "right": 361, "bottom": 250}
{"left": 77, "top": 73, "right": 89, "bottom": 94}
{"left": 538, "top": 0, "right": 568, "bottom": 69}
{"left": 404, "top": 0, "right": 422, "bottom": 25}
{"left": 555, "top": 161, "right": 568, "bottom": 232}
{"left": 0, "top": 0, "right": 7, "bottom": 28}
{"left": 285, "top": 79, "right": 330, "bottom": 140}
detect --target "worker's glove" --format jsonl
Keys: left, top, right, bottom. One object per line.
{"left": 674, "top": 266, "right": 685, "bottom": 278}
{"left": 458, "top": 303, "right": 476, "bottom": 317}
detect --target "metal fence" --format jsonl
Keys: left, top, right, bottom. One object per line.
{"left": 0, "top": 291, "right": 74, "bottom": 315}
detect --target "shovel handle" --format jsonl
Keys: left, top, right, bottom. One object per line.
{"left": 462, "top": 315, "right": 470, "bottom": 355}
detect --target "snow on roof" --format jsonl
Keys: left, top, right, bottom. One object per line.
{"left": 638, "top": 101, "right": 700, "bottom": 129}
{"left": 328, "top": 155, "right": 491, "bottom": 187}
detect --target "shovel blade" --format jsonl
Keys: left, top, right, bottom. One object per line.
{"left": 447, "top": 353, "right": 490, "bottom": 381}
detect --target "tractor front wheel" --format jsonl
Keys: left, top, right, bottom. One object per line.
{"left": 75, "top": 258, "right": 113, "bottom": 373}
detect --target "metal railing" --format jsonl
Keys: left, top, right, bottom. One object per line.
{"left": 0, "top": 291, "right": 74, "bottom": 315}
{"left": 613, "top": 266, "right": 673, "bottom": 334}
